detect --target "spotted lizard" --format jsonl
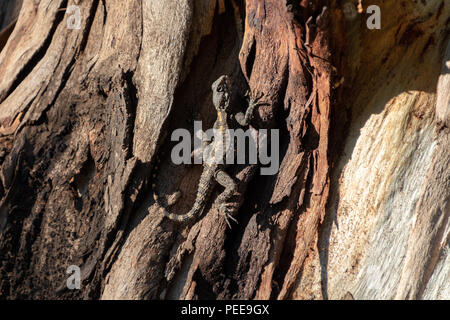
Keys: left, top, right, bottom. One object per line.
{"left": 152, "top": 75, "right": 263, "bottom": 227}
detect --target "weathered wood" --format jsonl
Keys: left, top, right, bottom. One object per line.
{"left": 436, "top": 41, "right": 450, "bottom": 128}
{"left": 396, "top": 40, "right": 450, "bottom": 299}
{"left": 294, "top": 0, "right": 449, "bottom": 300}
{"left": 0, "top": 0, "right": 448, "bottom": 300}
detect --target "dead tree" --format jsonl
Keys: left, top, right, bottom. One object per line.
{"left": 0, "top": 0, "right": 448, "bottom": 300}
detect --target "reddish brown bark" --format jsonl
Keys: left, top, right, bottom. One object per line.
{"left": 0, "top": 0, "right": 343, "bottom": 299}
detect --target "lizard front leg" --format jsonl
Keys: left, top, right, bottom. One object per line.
{"left": 214, "top": 169, "right": 238, "bottom": 228}
{"left": 191, "top": 129, "right": 213, "bottom": 162}
{"left": 235, "top": 92, "right": 267, "bottom": 126}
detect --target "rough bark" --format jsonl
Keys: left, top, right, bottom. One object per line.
{"left": 294, "top": 0, "right": 449, "bottom": 300}
{"left": 0, "top": 0, "right": 448, "bottom": 300}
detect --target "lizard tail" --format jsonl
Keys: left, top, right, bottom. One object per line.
{"left": 151, "top": 159, "right": 198, "bottom": 222}
{"left": 153, "top": 192, "right": 199, "bottom": 223}
{"left": 151, "top": 150, "right": 212, "bottom": 224}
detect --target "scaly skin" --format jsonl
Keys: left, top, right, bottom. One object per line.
{"left": 153, "top": 166, "right": 216, "bottom": 222}
{"left": 153, "top": 75, "right": 264, "bottom": 226}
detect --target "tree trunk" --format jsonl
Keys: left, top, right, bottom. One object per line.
{"left": 0, "top": 0, "right": 448, "bottom": 300}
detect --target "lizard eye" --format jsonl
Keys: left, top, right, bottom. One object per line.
{"left": 217, "top": 85, "right": 223, "bottom": 92}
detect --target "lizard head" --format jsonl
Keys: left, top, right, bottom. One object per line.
{"left": 212, "top": 75, "right": 231, "bottom": 112}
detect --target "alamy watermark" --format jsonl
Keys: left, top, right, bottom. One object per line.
{"left": 66, "top": 3, "right": 381, "bottom": 31}
{"left": 66, "top": 265, "right": 81, "bottom": 290}
{"left": 342, "top": 2, "right": 381, "bottom": 30}
{"left": 366, "top": 5, "right": 381, "bottom": 30}
{"left": 67, "top": 5, "right": 81, "bottom": 30}
{"left": 171, "top": 121, "right": 279, "bottom": 176}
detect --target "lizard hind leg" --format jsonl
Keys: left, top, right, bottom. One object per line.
{"left": 214, "top": 170, "right": 238, "bottom": 228}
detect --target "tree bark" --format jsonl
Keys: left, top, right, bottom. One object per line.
{"left": 0, "top": 0, "right": 448, "bottom": 300}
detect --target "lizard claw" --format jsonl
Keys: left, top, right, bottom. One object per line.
{"left": 248, "top": 91, "right": 268, "bottom": 108}
{"left": 191, "top": 147, "right": 202, "bottom": 163}
{"left": 218, "top": 203, "right": 237, "bottom": 228}
{"left": 167, "top": 190, "right": 182, "bottom": 206}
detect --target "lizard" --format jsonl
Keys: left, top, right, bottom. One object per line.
{"left": 152, "top": 75, "right": 264, "bottom": 227}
